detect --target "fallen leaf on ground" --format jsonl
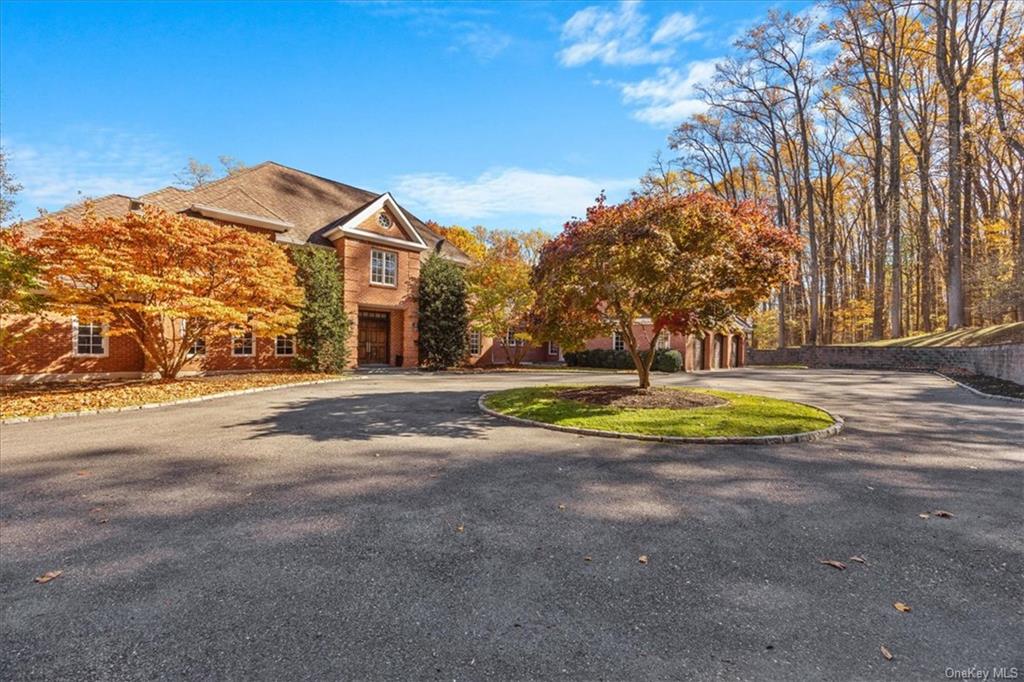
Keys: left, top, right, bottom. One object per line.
{"left": 638, "top": 555, "right": 649, "bottom": 564}
{"left": 584, "top": 555, "right": 592, "bottom": 562}
{"left": 880, "top": 645, "right": 893, "bottom": 661}
{"left": 76, "top": 471, "right": 92, "bottom": 477}
{"left": 849, "top": 555, "right": 868, "bottom": 565}
{"left": 932, "top": 510, "right": 954, "bottom": 518}
{"left": 1, "top": 372, "right": 344, "bottom": 420}
{"left": 34, "top": 570, "right": 62, "bottom": 584}
{"left": 893, "top": 602, "right": 912, "bottom": 612}
{"left": 455, "top": 524, "right": 464, "bottom": 533}
{"left": 819, "top": 560, "right": 847, "bottom": 570}
{"left": 557, "top": 504, "right": 566, "bottom": 510}
{"left": 918, "top": 513, "right": 930, "bottom": 519}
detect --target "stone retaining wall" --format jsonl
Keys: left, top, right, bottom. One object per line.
{"left": 749, "top": 343, "right": 1024, "bottom": 385}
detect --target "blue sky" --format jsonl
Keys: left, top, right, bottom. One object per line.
{"left": 1, "top": 0, "right": 809, "bottom": 231}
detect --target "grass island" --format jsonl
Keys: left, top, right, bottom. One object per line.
{"left": 483, "top": 385, "right": 837, "bottom": 439}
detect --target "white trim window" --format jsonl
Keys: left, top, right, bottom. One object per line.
{"left": 547, "top": 341, "right": 560, "bottom": 356}
{"left": 468, "top": 330, "right": 482, "bottom": 355}
{"left": 612, "top": 331, "right": 625, "bottom": 352}
{"left": 505, "top": 330, "right": 524, "bottom": 347}
{"left": 180, "top": 320, "right": 206, "bottom": 357}
{"left": 72, "top": 318, "right": 108, "bottom": 356}
{"left": 275, "top": 334, "right": 295, "bottom": 356}
{"left": 656, "top": 330, "right": 671, "bottom": 350}
{"left": 232, "top": 330, "right": 255, "bottom": 356}
{"left": 370, "top": 249, "right": 397, "bottom": 286}
{"left": 189, "top": 338, "right": 207, "bottom": 356}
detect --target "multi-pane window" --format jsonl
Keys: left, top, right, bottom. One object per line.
{"left": 468, "top": 330, "right": 481, "bottom": 355}
{"left": 232, "top": 331, "right": 254, "bottom": 356}
{"left": 180, "top": 320, "right": 205, "bottom": 356}
{"left": 612, "top": 331, "right": 625, "bottom": 352}
{"left": 370, "top": 249, "right": 397, "bottom": 285}
{"left": 656, "top": 330, "right": 671, "bottom": 350}
{"left": 547, "top": 341, "right": 560, "bottom": 356}
{"left": 506, "top": 330, "right": 523, "bottom": 347}
{"left": 275, "top": 335, "right": 295, "bottom": 356}
{"left": 74, "top": 320, "right": 106, "bottom": 356}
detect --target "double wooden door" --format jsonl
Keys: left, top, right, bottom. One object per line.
{"left": 358, "top": 310, "right": 390, "bottom": 365}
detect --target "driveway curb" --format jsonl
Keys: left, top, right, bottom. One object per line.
{"left": 931, "top": 371, "right": 1024, "bottom": 403}
{"left": 1, "top": 377, "right": 352, "bottom": 425}
{"left": 477, "top": 392, "right": 844, "bottom": 445}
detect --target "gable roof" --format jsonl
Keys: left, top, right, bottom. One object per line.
{"left": 323, "top": 192, "right": 428, "bottom": 251}
{"left": 16, "top": 161, "right": 471, "bottom": 264}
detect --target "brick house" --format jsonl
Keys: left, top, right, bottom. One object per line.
{"left": 1, "top": 161, "right": 748, "bottom": 381}
{"left": 1, "top": 162, "right": 470, "bottom": 381}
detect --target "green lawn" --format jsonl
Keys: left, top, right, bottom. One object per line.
{"left": 849, "top": 322, "right": 1024, "bottom": 347}
{"left": 484, "top": 385, "right": 835, "bottom": 438}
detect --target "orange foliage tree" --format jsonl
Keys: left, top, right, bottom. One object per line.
{"left": 31, "top": 207, "right": 303, "bottom": 378}
{"left": 532, "top": 192, "right": 801, "bottom": 388}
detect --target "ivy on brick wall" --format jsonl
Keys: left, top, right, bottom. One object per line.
{"left": 417, "top": 254, "right": 469, "bottom": 369}
{"left": 289, "top": 245, "right": 350, "bottom": 373}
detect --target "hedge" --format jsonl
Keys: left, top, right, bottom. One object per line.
{"left": 564, "top": 348, "right": 683, "bottom": 372}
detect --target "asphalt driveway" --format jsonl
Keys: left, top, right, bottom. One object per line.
{"left": 1, "top": 369, "right": 1021, "bottom": 680}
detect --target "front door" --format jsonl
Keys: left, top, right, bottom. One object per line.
{"left": 358, "top": 310, "right": 390, "bottom": 364}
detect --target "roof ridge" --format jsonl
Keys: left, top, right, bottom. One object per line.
{"left": 259, "top": 160, "right": 380, "bottom": 201}
{"left": 139, "top": 185, "right": 185, "bottom": 199}
{"left": 171, "top": 160, "right": 273, "bottom": 195}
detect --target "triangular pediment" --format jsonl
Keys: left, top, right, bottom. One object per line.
{"left": 323, "top": 193, "right": 427, "bottom": 251}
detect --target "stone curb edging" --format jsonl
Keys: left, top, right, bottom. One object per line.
{"left": 932, "top": 371, "right": 1024, "bottom": 404}
{"left": 0, "top": 377, "right": 353, "bottom": 425}
{"left": 477, "top": 392, "right": 845, "bottom": 445}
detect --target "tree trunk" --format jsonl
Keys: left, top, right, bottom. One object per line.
{"left": 797, "top": 109, "right": 821, "bottom": 345}
{"left": 945, "top": 93, "right": 965, "bottom": 329}
{"left": 871, "top": 112, "right": 887, "bottom": 340}
{"left": 777, "top": 288, "right": 787, "bottom": 348}
{"left": 888, "top": 59, "right": 903, "bottom": 338}
{"left": 918, "top": 151, "right": 935, "bottom": 332}
{"left": 636, "top": 362, "right": 651, "bottom": 390}
{"left": 961, "top": 99, "right": 975, "bottom": 326}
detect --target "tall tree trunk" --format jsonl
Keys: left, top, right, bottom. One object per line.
{"left": 944, "top": 93, "right": 965, "bottom": 328}
{"left": 773, "top": 171, "right": 789, "bottom": 349}
{"left": 798, "top": 113, "right": 821, "bottom": 346}
{"left": 918, "top": 150, "right": 935, "bottom": 332}
{"left": 871, "top": 112, "right": 888, "bottom": 339}
{"left": 888, "top": 61, "right": 903, "bottom": 338}
{"left": 961, "top": 98, "right": 975, "bottom": 326}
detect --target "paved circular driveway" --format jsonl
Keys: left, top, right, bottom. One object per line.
{"left": 1, "top": 369, "right": 1021, "bottom": 680}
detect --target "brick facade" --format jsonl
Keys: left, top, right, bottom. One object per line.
{"left": 0, "top": 313, "right": 146, "bottom": 380}
{"left": 337, "top": 233, "right": 421, "bottom": 368}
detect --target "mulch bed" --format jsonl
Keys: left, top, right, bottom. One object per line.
{"left": 942, "top": 370, "right": 1024, "bottom": 399}
{"left": 1, "top": 372, "right": 344, "bottom": 419}
{"left": 555, "top": 386, "right": 728, "bottom": 410}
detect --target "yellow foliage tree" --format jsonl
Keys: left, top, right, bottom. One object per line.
{"left": 30, "top": 207, "right": 303, "bottom": 378}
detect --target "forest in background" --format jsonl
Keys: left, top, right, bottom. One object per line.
{"left": 658, "top": 0, "right": 1023, "bottom": 348}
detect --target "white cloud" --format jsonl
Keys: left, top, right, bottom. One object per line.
{"left": 394, "top": 167, "right": 635, "bottom": 222}
{"left": 558, "top": 1, "right": 674, "bottom": 67}
{"left": 651, "top": 12, "right": 702, "bottom": 44}
{"left": 618, "top": 60, "right": 719, "bottom": 127}
{"left": 452, "top": 23, "right": 513, "bottom": 61}
{"left": 2, "top": 127, "right": 180, "bottom": 220}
